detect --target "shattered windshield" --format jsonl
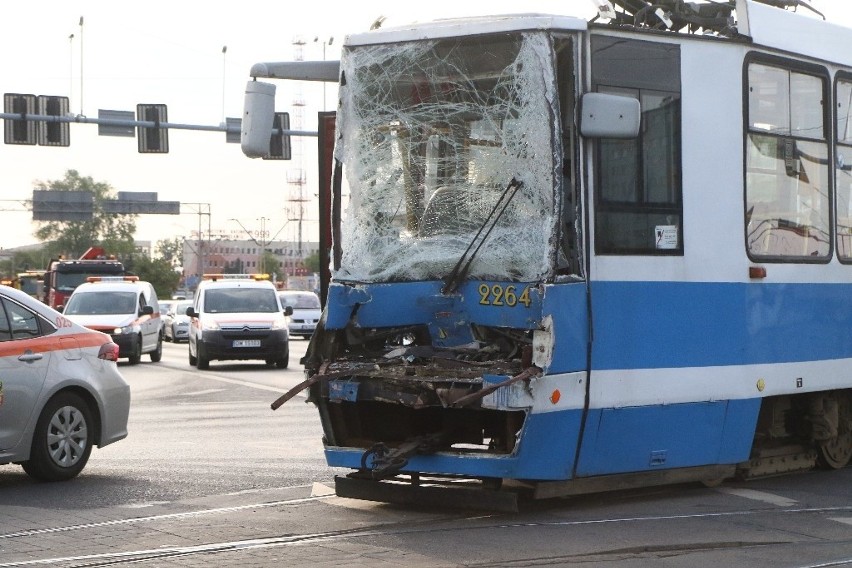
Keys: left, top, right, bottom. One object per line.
{"left": 335, "top": 32, "right": 560, "bottom": 284}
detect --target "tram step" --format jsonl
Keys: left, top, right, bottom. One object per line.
{"left": 334, "top": 474, "right": 520, "bottom": 513}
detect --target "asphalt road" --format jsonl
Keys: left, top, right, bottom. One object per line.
{"left": 4, "top": 340, "right": 852, "bottom": 567}
{"left": 0, "top": 338, "right": 334, "bottom": 509}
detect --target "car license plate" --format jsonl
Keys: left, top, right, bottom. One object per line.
{"left": 233, "top": 339, "right": 261, "bottom": 348}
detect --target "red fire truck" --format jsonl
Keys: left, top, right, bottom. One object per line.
{"left": 43, "top": 247, "right": 125, "bottom": 309}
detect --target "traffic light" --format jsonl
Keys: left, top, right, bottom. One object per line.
{"left": 3, "top": 93, "right": 37, "bottom": 145}
{"left": 137, "top": 104, "right": 169, "bottom": 153}
{"left": 37, "top": 96, "right": 70, "bottom": 147}
{"left": 264, "top": 112, "right": 291, "bottom": 160}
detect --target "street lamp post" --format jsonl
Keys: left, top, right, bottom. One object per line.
{"left": 68, "top": 34, "right": 74, "bottom": 102}
{"left": 221, "top": 45, "right": 227, "bottom": 122}
{"left": 78, "top": 16, "right": 84, "bottom": 115}
{"left": 181, "top": 203, "right": 211, "bottom": 279}
{"left": 314, "top": 36, "right": 334, "bottom": 111}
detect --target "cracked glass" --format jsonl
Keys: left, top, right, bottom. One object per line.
{"left": 334, "top": 32, "right": 560, "bottom": 283}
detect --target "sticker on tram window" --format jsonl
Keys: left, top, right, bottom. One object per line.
{"left": 478, "top": 284, "right": 532, "bottom": 308}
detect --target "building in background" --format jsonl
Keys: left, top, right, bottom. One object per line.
{"left": 180, "top": 236, "right": 318, "bottom": 291}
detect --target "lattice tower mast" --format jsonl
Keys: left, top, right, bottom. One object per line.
{"left": 287, "top": 35, "right": 308, "bottom": 259}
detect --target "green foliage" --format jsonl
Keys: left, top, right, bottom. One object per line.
{"left": 303, "top": 250, "right": 321, "bottom": 273}
{"left": 123, "top": 254, "right": 180, "bottom": 298}
{"left": 33, "top": 170, "right": 137, "bottom": 260}
{"left": 261, "top": 250, "right": 284, "bottom": 281}
{"left": 0, "top": 247, "right": 50, "bottom": 277}
{"left": 156, "top": 238, "right": 184, "bottom": 267}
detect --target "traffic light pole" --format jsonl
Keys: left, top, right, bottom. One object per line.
{"left": 0, "top": 111, "right": 317, "bottom": 137}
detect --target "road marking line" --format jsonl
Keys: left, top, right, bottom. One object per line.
{"left": 184, "top": 373, "right": 306, "bottom": 397}
{"left": 716, "top": 488, "right": 797, "bottom": 507}
{"left": 182, "top": 388, "right": 226, "bottom": 396}
{"left": 121, "top": 501, "right": 171, "bottom": 509}
{"left": 311, "top": 482, "right": 335, "bottom": 497}
{"left": 828, "top": 517, "right": 852, "bottom": 526}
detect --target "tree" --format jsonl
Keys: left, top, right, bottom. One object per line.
{"left": 123, "top": 254, "right": 180, "bottom": 298}
{"left": 0, "top": 247, "right": 50, "bottom": 276}
{"left": 302, "top": 250, "right": 321, "bottom": 273}
{"left": 261, "top": 250, "right": 284, "bottom": 281}
{"left": 33, "top": 170, "right": 137, "bottom": 260}
{"left": 156, "top": 238, "right": 184, "bottom": 268}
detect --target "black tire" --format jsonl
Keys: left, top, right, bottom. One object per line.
{"left": 149, "top": 334, "right": 163, "bottom": 362}
{"left": 196, "top": 344, "right": 210, "bottom": 370}
{"left": 128, "top": 335, "right": 142, "bottom": 365}
{"left": 22, "top": 392, "right": 94, "bottom": 481}
{"left": 817, "top": 393, "right": 852, "bottom": 469}
{"left": 276, "top": 347, "right": 289, "bottom": 369}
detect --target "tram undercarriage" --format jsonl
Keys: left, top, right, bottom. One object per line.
{"left": 741, "top": 391, "right": 852, "bottom": 478}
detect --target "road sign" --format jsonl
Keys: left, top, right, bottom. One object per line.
{"left": 31, "top": 190, "right": 93, "bottom": 221}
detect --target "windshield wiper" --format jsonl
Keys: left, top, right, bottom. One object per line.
{"left": 441, "top": 177, "right": 524, "bottom": 295}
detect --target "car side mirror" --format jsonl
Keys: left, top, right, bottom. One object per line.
{"left": 283, "top": 306, "right": 293, "bottom": 316}
{"left": 140, "top": 305, "right": 154, "bottom": 316}
{"left": 186, "top": 307, "right": 198, "bottom": 318}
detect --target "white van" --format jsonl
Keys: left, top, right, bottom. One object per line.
{"left": 187, "top": 274, "right": 291, "bottom": 370}
{"left": 63, "top": 276, "right": 163, "bottom": 364}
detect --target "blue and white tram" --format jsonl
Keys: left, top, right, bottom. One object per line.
{"left": 246, "top": 0, "right": 852, "bottom": 509}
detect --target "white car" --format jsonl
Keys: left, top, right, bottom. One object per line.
{"left": 0, "top": 285, "right": 130, "bottom": 481}
{"left": 163, "top": 299, "right": 193, "bottom": 343}
{"left": 278, "top": 290, "right": 322, "bottom": 339}
{"left": 62, "top": 277, "right": 163, "bottom": 364}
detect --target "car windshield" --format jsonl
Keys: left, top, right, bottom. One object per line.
{"left": 280, "top": 293, "right": 320, "bottom": 309}
{"left": 173, "top": 301, "right": 193, "bottom": 316}
{"left": 64, "top": 291, "right": 137, "bottom": 315}
{"left": 203, "top": 288, "right": 279, "bottom": 314}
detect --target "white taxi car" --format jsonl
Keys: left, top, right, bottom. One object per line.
{"left": 0, "top": 284, "right": 130, "bottom": 481}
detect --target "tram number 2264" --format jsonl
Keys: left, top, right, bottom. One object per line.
{"left": 478, "top": 284, "right": 532, "bottom": 308}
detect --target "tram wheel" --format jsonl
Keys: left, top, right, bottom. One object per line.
{"left": 817, "top": 393, "right": 852, "bottom": 470}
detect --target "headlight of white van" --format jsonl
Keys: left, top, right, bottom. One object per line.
{"left": 271, "top": 317, "right": 287, "bottom": 330}
{"left": 201, "top": 319, "right": 220, "bottom": 331}
{"left": 113, "top": 324, "right": 138, "bottom": 335}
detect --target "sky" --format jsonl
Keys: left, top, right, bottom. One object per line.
{"left": 0, "top": 0, "right": 848, "bottom": 254}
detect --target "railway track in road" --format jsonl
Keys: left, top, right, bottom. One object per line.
{"left": 5, "top": 483, "right": 852, "bottom": 567}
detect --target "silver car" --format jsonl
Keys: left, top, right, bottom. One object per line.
{"left": 278, "top": 291, "right": 322, "bottom": 339}
{"left": 163, "top": 300, "right": 193, "bottom": 343}
{"left": 0, "top": 285, "right": 130, "bottom": 481}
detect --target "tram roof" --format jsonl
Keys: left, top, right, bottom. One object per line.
{"left": 249, "top": 1, "right": 852, "bottom": 82}
{"left": 743, "top": 1, "right": 852, "bottom": 69}
{"left": 344, "top": 14, "right": 588, "bottom": 47}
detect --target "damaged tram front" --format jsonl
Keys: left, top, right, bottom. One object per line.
{"left": 245, "top": 14, "right": 637, "bottom": 507}
{"left": 316, "top": 19, "right": 595, "bottom": 488}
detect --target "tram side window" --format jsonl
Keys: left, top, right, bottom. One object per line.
{"left": 591, "top": 37, "right": 683, "bottom": 255}
{"left": 836, "top": 78, "right": 852, "bottom": 261}
{"left": 745, "top": 61, "right": 830, "bottom": 260}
